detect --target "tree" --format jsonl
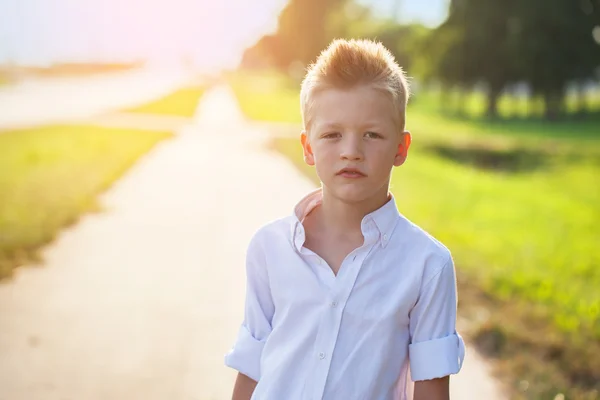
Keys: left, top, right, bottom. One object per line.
{"left": 432, "top": 0, "right": 600, "bottom": 119}
{"left": 432, "top": 0, "right": 522, "bottom": 118}
{"left": 240, "top": 35, "right": 283, "bottom": 70}
{"left": 241, "top": 0, "right": 350, "bottom": 72}
{"left": 514, "top": 0, "right": 600, "bottom": 118}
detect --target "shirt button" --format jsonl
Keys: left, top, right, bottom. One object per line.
{"left": 318, "top": 352, "right": 326, "bottom": 360}
{"left": 331, "top": 301, "right": 338, "bottom": 308}
{"left": 383, "top": 234, "right": 388, "bottom": 241}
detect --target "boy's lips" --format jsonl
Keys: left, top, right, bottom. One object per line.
{"left": 336, "top": 167, "right": 366, "bottom": 178}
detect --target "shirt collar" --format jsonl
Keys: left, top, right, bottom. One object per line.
{"left": 290, "top": 188, "right": 400, "bottom": 251}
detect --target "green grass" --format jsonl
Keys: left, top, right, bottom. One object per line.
{"left": 126, "top": 87, "right": 205, "bottom": 117}
{"left": 19, "top": 63, "right": 140, "bottom": 77}
{"left": 415, "top": 88, "right": 600, "bottom": 121}
{"left": 0, "top": 72, "right": 10, "bottom": 86}
{"left": 228, "top": 71, "right": 302, "bottom": 123}
{"left": 0, "top": 126, "right": 171, "bottom": 279}
{"left": 230, "top": 70, "right": 600, "bottom": 399}
{"left": 410, "top": 91, "right": 600, "bottom": 143}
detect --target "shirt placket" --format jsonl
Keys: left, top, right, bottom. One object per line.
{"left": 309, "top": 227, "right": 379, "bottom": 400}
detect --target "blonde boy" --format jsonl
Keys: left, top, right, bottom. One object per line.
{"left": 225, "top": 39, "right": 465, "bottom": 400}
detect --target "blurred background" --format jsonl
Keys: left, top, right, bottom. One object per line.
{"left": 0, "top": 0, "right": 599, "bottom": 399}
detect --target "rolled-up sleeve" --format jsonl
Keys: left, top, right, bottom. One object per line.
{"left": 224, "top": 233, "right": 274, "bottom": 382}
{"left": 408, "top": 255, "right": 466, "bottom": 381}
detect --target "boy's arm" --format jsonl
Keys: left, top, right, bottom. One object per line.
{"left": 413, "top": 376, "right": 450, "bottom": 400}
{"left": 408, "top": 255, "right": 465, "bottom": 395}
{"left": 225, "top": 232, "right": 275, "bottom": 397}
{"left": 232, "top": 372, "right": 258, "bottom": 400}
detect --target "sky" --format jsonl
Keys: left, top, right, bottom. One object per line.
{"left": 0, "top": 0, "right": 448, "bottom": 71}
{"left": 359, "top": 0, "right": 449, "bottom": 27}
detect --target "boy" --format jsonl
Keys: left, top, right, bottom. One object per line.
{"left": 225, "top": 38, "right": 465, "bottom": 400}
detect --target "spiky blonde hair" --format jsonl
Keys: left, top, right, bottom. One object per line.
{"left": 300, "top": 38, "right": 410, "bottom": 132}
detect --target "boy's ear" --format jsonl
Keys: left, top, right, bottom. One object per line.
{"left": 301, "top": 131, "right": 315, "bottom": 166}
{"left": 394, "top": 131, "right": 411, "bottom": 167}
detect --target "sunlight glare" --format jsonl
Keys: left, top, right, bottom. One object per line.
{"left": 0, "top": 0, "right": 287, "bottom": 72}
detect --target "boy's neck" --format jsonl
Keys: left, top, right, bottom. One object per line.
{"left": 318, "top": 185, "right": 391, "bottom": 236}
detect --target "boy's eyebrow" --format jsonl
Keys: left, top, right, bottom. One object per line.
{"left": 318, "top": 122, "right": 387, "bottom": 130}
{"left": 318, "top": 122, "right": 344, "bottom": 130}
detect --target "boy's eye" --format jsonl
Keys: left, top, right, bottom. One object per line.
{"left": 322, "top": 132, "right": 341, "bottom": 139}
{"left": 365, "top": 131, "right": 382, "bottom": 138}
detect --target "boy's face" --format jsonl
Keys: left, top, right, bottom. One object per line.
{"left": 301, "top": 85, "right": 411, "bottom": 204}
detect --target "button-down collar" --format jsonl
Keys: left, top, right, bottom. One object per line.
{"left": 290, "top": 188, "right": 400, "bottom": 252}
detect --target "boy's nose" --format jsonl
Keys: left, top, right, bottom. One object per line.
{"left": 340, "top": 137, "right": 364, "bottom": 161}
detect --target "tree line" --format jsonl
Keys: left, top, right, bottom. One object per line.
{"left": 240, "top": 0, "right": 600, "bottom": 119}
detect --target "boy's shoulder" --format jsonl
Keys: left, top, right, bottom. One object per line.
{"left": 397, "top": 213, "right": 450, "bottom": 254}
{"left": 392, "top": 212, "right": 453, "bottom": 273}
{"left": 247, "top": 215, "right": 296, "bottom": 249}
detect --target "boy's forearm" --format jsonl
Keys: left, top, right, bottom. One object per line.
{"left": 413, "top": 376, "right": 450, "bottom": 400}
{"left": 231, "top": 372, "right": 258, "bottom": 400}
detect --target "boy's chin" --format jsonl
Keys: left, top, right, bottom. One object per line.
{"left": 325, "top": 183, "right": 377, "bottom": 204}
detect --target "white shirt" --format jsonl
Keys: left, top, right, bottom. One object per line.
{"left": 225, "top": 189, "right": 465, "bottom": 400}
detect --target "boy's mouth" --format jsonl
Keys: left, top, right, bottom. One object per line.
{"left": 336, "top": 167, "right": 366, "bottom": 178}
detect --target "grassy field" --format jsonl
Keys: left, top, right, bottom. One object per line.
{"left": 126, "top": 87, "right": 205, "bottom": 117}
{"left": 0, "top": 63, "right": 141, "bottom": 82}
{"left": 229, "top": 71, "right": 600, "bottom": 399}
{"left": 228, "top": 71, "right": 302, "bottom": 122}
{"left": 0, "top": 84, "right": 206, "bottom": 279}
{"left": 0, "top": 126, "right": 171, "bottom": 279}
{"left": 417, "top": 87, "right": 600, "bottom": 120}
{"left": 0, "top": 71, "right": 10, "bottom": 86}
